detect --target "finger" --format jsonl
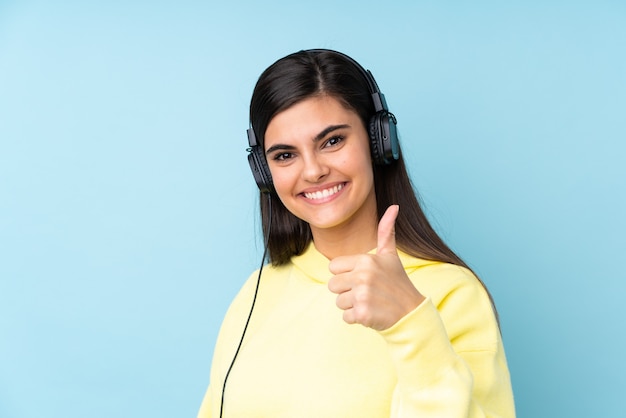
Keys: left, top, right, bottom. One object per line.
{"left": 328, "top": 255, "right": 357, "bottom": 275}
{"left": 335, "top": 291, "right": 353, "bottom": 310}
{"left": 342, "top": 308, "right": 357, "bottom": 325}
{"left": 376, "top": 205, "right": 399, "bottom": 255}
{"left": 328, "top": 274, "right": 353, "bottom": 295}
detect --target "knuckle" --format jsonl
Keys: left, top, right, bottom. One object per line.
{"left": 353, "top": 305, "right": 373, "bottom": 326}
{"left": 358, "top": 255, "right": 376, "bottom": 270}
{"left": 353, "top": 287, "right": 372, "bottom": 305}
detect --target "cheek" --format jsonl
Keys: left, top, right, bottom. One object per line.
{"left": 270, "top": 167, "right": 298, "bottom": 200}
{"left": 351, "top": 149, "right": 375, "bottom": 177}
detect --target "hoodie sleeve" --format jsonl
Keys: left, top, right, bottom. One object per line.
{"left": 378, "top": 264, "right": 515, "bottom": 417}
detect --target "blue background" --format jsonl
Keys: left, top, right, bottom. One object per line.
{"left": 1, "top": 1, "right": 624, "bottom": 417}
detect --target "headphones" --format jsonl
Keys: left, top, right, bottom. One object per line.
{"left": 246, "top": 49, "right": 399, "bottom": 194}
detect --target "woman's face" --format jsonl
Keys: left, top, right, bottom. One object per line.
{"left": 264, "top": 95, "right": 377, "bottom": 236}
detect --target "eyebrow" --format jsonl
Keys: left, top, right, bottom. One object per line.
{"left": 265, "top": 124, "right": 350, "bottom": 156}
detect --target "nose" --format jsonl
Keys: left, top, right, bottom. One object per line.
{"left": 301, "top": 153, "right": 329, "bottom": 183}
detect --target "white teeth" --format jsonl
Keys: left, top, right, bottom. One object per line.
{"left": 304, "top": 184, "right": 344, "bottom": 200}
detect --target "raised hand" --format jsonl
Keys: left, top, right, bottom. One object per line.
{"left": 327, "top": 205, "right": 425, "bottom": 331}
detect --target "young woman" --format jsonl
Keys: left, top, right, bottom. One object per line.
{"left": 198, "top": 49, "right": 515, "bottom": 417}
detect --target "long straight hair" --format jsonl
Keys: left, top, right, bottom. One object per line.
{"left": 249, "top": 49, "right": 498, "bottom": 321}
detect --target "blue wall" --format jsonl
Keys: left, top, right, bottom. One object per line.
{"left": 1, "top": 1, "right": 624, "bottom": 417}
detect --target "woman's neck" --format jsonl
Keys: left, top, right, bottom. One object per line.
{"left": 310, "top": 215, "right": 378, "bottom": 260}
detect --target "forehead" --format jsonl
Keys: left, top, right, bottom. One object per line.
{"left": 264, "top": 96, "right": 360, "bottom": 145}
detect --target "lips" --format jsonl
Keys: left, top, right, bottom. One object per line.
{"left": 302, "top": 183, "right": 345, "bottom": 200}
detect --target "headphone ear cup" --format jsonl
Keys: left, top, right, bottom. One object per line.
{"left": 247, "top": 146, "right": 274, "bottom": 194}
{"left": 369, "top": 111, "right": 399, "bottom": 165}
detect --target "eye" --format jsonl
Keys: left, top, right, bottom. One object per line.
{"left": 273, "top": 152, "right": 294, "bottom": 161}
{"left": 323, "top": 135, "right": 344, "bottom": 148}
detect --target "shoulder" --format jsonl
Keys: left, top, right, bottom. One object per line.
{"left": 399, "top": 251, "right": 500, "bottom": 350}
{"left": 238, "top": 262, "right": 294, "bottom": 299}
{"left": 398, "top": 251, "right": 482, "bottom": 301}
{"left": 218, "top": 262, "right": 295, "bottom": 335}
{"left": 235, "top": 259, "right": 301, "bottom": 306}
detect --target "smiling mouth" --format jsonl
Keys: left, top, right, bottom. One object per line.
{"left": 302, "top": 183, "right": 345, "bottom": 200}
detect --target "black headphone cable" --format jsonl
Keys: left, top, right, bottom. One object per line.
{"left": 219, "top": 194, "right": 272, "bottom": 418}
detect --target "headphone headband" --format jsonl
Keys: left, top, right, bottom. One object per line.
{"left": 305, "top": 49, "right": 388, "bottom": 113}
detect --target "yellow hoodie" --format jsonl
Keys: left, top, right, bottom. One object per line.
{"left": 198, "top": 243, "right": 515, "bottom": 417}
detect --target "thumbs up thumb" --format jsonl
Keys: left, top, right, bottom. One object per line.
{"left": 377, "top": 205, "right": 399, "bottom": 256}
